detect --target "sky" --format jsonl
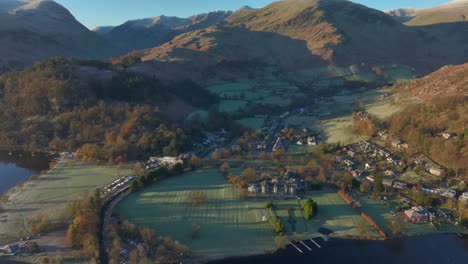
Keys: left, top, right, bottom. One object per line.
{"left": 54, "top": 0, "right": 452, "bottom": 29}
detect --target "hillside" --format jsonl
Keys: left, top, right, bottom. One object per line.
{"left": 395, "top": 63, "right": 468, "bottom": 100}
{"left": 132, "top": 0, "right": 468, "bottom": 85}
{"left": 386, "top": 64, "right": 468, "bottom": 177}
{"left": 405, "top": 0, "right": 468, "bottom": 26}
{"left": 0, "top": 58, "right": 217, "bottom": 159}
{"left": 98, "top": 11, "right": 232, "bottom": 53}
{"left": 0, "top": 0, "right": 121, "bottom": 71}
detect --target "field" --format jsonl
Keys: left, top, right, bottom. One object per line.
{"left": 271, "top": 192, "right": 379, "bottom": 238}
{"left": 0, "top": 161, "right": 132, "bottom": 243}
{"left": 206, "top": 79, "right": 305, "bottom": 113}
{"left": 236, "top": 117, "right": 265, "bottom": 131}
{"left": 117, "top": 168, "right": 379, "bottom": 259}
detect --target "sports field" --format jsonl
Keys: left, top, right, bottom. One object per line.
{"left": 117, "top": 168, "right": 378, "bottom": 259}
{"left": 0, "top": 162, "right": 132, "bottom": 243}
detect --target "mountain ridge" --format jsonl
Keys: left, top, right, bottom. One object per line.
{"left": 0, "top": 0, "right": 121, "bottom": 71}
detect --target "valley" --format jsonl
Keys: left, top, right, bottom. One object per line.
{"left": 0, "top": 0, "right": 467, "bottom": 263}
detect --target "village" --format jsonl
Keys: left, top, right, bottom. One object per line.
{"left": 336, "top": 138, "right": 467, "bottom": 225}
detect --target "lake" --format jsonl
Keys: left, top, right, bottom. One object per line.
{"left": 210, "top": 235, "right": 468, "bottom": 264}
{"left": 0, "top": 150, "right": 51, "bottom": 196}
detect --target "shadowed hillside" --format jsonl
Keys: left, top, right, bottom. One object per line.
{"left": 0, "top": 0, "right": 121, "bottom": 71}
{"left": 97, "top": 11, "right": 232, "bottom": 53}
{"left": 125, "top": 0, "right": 468, "bottom": 85}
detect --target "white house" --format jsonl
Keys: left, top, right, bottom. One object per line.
{"left": 459, "top": 192, "right": 468, "bottom": 202}
{"left": 429, "top": 167, "right": 444, "bottom": 177}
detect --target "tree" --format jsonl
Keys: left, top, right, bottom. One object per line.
{"left": 133, "top": 162, "right": 145, "bottom": 177}
{"left": 303, "top": 199, "right": 318, "bottom": 220}
{"left": 219, "top": 162, "right": 231, "bottom": 174}
{"left": 317, "top": 167, "right": 327, "bottom": 183}
{"left": 344, "top": 171, "right": 353, "bottom": 190}
{"left": 28, "top": 242, "right": 40, "bottom": 253}
{"left": 387, "top": 214, "right": 406, "bottom": 236}
{"left": 188, "top": 191, "right": 207, "bottom": 207}
{"left": 140, "top": 227, "right": 156, "bottom": 251}
{"left": 240, "top": 168, "right": 256, "bottom": 182}
{"left": 373, "top": 174, "right": 384, "bottom": 197}
{"left": 306, "top": 159, "right": 318, "bottom": 171}
{"left": 110, "top": 239, "right": 122, "bottom": 263}
{"left": 460, "top": 217, "right": 468, "bottom": 228}
{"left": 360, "top": 181, "right": 371, "bottom": 193}
{"left": 129, "top": 180, "right": 139, "bottom": 192}
{"left": 82, "top": 234, "right": 99, "bottom": 258}
{"left": 117, "top": 162, "right": 124, "bottom": 176}
{"left": 189, "top": 156, "right": 202, "bottom": 170}
{"left": 212, "top": 151, "right": 222, "bottom": 160}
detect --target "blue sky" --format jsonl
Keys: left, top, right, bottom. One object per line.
{"left": 54, "top": 0, "right": 451, "bottom": 29}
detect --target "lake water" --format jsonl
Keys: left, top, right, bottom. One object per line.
{"left": 210, "top": 235, "right": 468, "bottom": 264}
{"left": 0, "top": 151, "right": 51, "bottom": 196}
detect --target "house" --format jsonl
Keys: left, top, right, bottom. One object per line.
{"left": 366, "top": 176, "right": 375, "bottom": 182}
{"left": 437, "top": 188, "right": 456, "bottom": 199}
{"left": 351, "top": 170, "right": 361, "bottom": 179}
{"left": 459, "top": 192, "right": 468, "bottom": 202}
{"left": 377, "top": 131, "right": 389, "bottom": 140}
{"left": 441, "top": 132, "right": 457, "bottom": 140}
{"left": 391, "top": 140, "right": 409, "bottom": 148}
{"left": 364, "top": 163, "right": 373, "bottom": 171}
{"left": 384, "top": 170, "right": 396, "bottom": 177}
{"left": 307, "top": 136, "right": 317, "bottom": 146}
{"left": 347, "top": 150, "right": 356, "bottom": 157}
{"left": 391, "top": 140, "right": 403, "bottom": 148}
{"left": 248, "top": 185, "right": 260, "bottom": 194}
{"left": 429, "top": 167, "right": 444, "bottom": 177}
{"left": 60, "top": 152, "right": 75, "bottom": 159}
{"left": 405, "top": 206, "right": 430, "bottom": 222}
{"left": 343, "top": 159, "right": 355, "bottom": 167}
{"left": 288, "top": 185, "right": 297, "bottom": 196}
{"left": 382, "top": 179, "right": 393, "bottom": 187}
{"left": 393, "top": 181, "right": 408, "bottom": 190}
{"left": 261, "top": 182, "right": 269, "bottom": 195}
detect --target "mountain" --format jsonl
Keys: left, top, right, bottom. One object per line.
{"left": 93, "top": 26, "right": 115, "bottom": 35}
{"left": 395, "top": 63, "right": 468, "bottom": 100}
{"left": 402, "top": 0, "right": 468, "bottom": 26}
{"left": 131, "top": 0, "right": 468, "bottom": 84}
{"left": 99, "top": 11, "right": 232, "bottom": 53}
{"left": 386, "top": 8, "right": 420, "bottom": 23}
{"left": 0, "top": 0, "right": 121, "bottom": 71}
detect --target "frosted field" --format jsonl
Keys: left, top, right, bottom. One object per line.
{"left": 118, "top": 168, "right": 378, "bottom": 259}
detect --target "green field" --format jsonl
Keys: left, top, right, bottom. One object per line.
{"left": 236, "top": 117, "right": 265, "bottom": 131}
{"left": 219, "top": 100, "right": 248, "bottom": 112}
{"left": 117, "top": 168, "right": 379, "bottom": 259}
{"left": 0, "top": 162, "right": 132, "bottom": 243}
{"left": 207, "top": 79, "right": 306, "bottom": 113}
{"left": 285, "top": 115, "right": 317, "bottom": 129}
{"left": 271, "top": 192, "right": 379, "bottom": 238}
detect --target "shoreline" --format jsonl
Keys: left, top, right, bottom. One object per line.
{"left": 207, "top": 232, "right": 468, "bottom": 263}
